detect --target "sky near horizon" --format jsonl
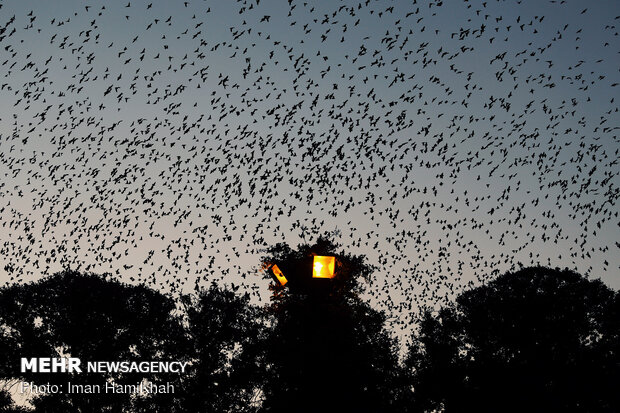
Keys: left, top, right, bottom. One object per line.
{"left": 0, "top": 0, "right": 618, "bottom": 328}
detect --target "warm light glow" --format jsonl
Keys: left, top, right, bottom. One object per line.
{"left": 312, "top": 256, "right": 335, "bottom": 279}
{"left": 271, "top": 264, "right": 287, "bottom": 286}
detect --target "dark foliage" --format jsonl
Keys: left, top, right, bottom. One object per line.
{"left": 258, "top": 236, "right": 407, "bottom": 413}
{"left": 173, "top": 285, "right": 266, "bottom": 413}
{"left": 0, "top": 269, "right": 186, "bottom": 412}
{"left": 0, "top": 271, "right": 268, "bottom": 413}
{"left": 406, "top": 266, "right": 619, "bottom": 413}
{"left": 2, "top": 263, "right": 616, "bottom": 412}
{"left": 0, "top": 270, "right": 186, "bottom": 412}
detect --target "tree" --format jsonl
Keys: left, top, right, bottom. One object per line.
{"left": 406, "top": 266, "right": 619, "bottom": 412}
{"left": 258, "top": 236, "right": 406, "bottom": 413}
{"left": 0, "top": 387, "right": 29, "bottom": 412}
{"left": 172, "top": 284, "right": 266, "bottom": 413}
{"left": 0, "top": 269, "right": 186, "bottom": 412}
{"left": 0, "top": 269, "right": 273, "bottom": 413}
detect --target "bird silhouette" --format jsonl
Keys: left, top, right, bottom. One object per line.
{"left": 0, "top": 0, "right": 617, "bottom": 338}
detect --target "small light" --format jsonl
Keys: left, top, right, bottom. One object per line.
{"left": 271, "top": 264, "right": 288, "bottom": 286}
{"left": 312, "top": 256, "right": 335, "bottom": 279}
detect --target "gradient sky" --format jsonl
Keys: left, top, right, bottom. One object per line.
{"left": 0, "top": 0, "right": 618, "bottom": 332}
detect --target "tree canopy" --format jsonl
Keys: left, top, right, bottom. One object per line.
{"left": 0, "top": 269, "right": 186, "bottom": 412}
{"left": 1, "top": 263, "right": 617, "bottom": 412}
{"left": 258, "top": 236, "right": 406, "bottom": 413}
{"left": 175, "top": 284, "right": 265, "bottom": 413}
{"left": 406, "top": 266, "right": 619, "bottom": 412}
{"left": 0, "top": 270, "right": 263, "bottom": 413}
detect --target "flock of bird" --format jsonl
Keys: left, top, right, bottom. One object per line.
{"left": 0, "top": 0, "right": 618, "bottom": 329}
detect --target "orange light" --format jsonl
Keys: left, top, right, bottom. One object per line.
{"left": 271, "top": 264, "right": 288, "bottom": 286}
{"left": 312, "top": 256, "right": 335, "bottom": 279}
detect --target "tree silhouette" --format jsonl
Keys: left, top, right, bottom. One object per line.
{"left": 257, "top": 236, "right": 406, "bottom": 413}
{"left": 0, "top": 269, "right": 272, "bottom": 413}
{"left": 171, "top": 284, "right": 266, "bottom": 413}
{"left": 0, "top": 269, "right": 186, "bottom": 412}
{"left": 0, "top": 387, "right": 29, "bottom": 412}
{"left": 7, "top": 262, "right": 615, "bottom": 412}
{"left": 406, "top": 266, "right": 619, "bottom": 413}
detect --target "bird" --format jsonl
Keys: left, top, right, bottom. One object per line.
{"left": 0, "top": 0, "right": 617, "bottom": 341}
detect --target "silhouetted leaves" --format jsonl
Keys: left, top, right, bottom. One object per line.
{"left": 406, "top": 266, "right": 620, "bottom": 412}
{"left": 258, "top": 236, "right": 406, "bottom": 413}
{"left": 1, "top": 265, "right": 617, "bottom": 412}
{"left": 175, "top": 285, "right": 265, "bottom": 413}
{"left": 0, "top": 269, "right": 186, "bottom": 412}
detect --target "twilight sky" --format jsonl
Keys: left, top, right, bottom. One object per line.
{"left": 0, "top": 0, "right": 618, "bottom": 328}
